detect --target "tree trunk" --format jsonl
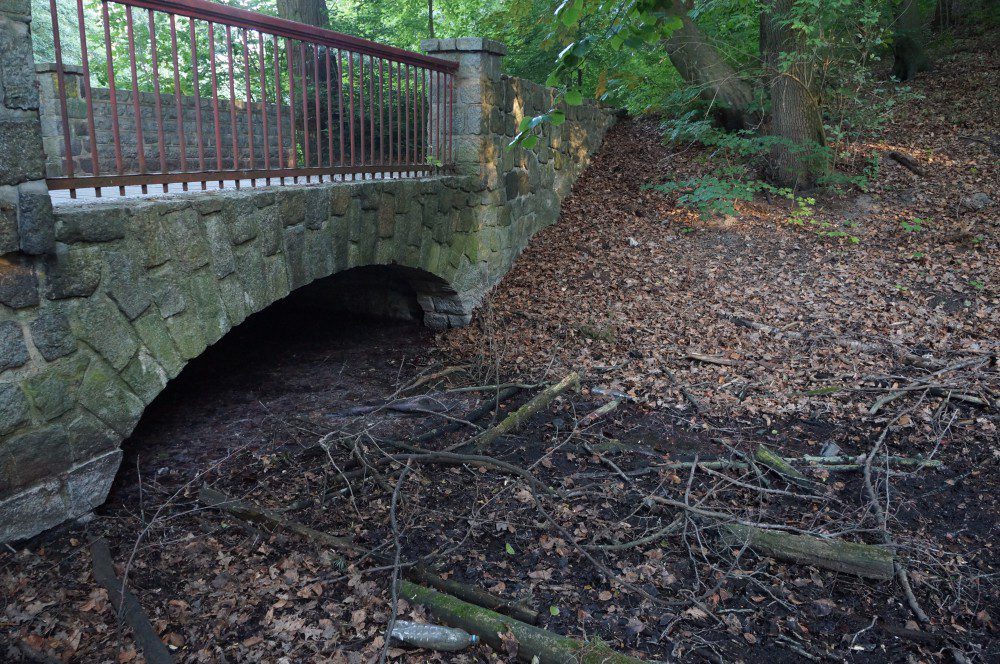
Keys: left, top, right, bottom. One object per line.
{"left": 662, "top": 1, "right": 755, "bottom": 130}
{"left": 276, "top": 0, "right": 330, "bottom": 29}
{"left": 428, "top": 0, "right": 435, "bottom": 37}
{"left": 893, "top": 0, "right": 930, "bottom": 81}
{"left": 760, "top": 0, "right": 827, "bottom": 188}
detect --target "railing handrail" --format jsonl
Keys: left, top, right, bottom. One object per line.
{"left": 105, "top": 0, "right": 459, "bottom": 72}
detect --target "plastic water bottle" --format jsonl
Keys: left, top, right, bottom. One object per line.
{"left": 389, "top": 620, "right": 479, "bottom": 651}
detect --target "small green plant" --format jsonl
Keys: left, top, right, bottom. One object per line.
{"left": 901, "top": 217, "right": 929, "bottom": 233}
{"left": 969, "top": 280, "right": 985, "bottom": 291}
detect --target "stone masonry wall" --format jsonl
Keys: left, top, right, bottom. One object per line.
{"left": 0, "top": 37, "right": 613, "bottom": 542}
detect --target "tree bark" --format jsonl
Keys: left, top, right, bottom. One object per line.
{"left": 722, "top": 524, "right": 895, "bottom": 580}
{"left": 663, "top": 1, "right": 755, "bottom": 130}
{"left": 892, "top": 0, "right": 930, "bottom": 81}
{"left": 760, "top": 0, "right": 827, "bottom": 188}
{"left": 428, "top": 0, "right": 435, "bottom": 38}
{"left": 276, "top": 0, "right": 330, "bottom": 29}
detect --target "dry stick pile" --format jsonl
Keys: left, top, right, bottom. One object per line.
{"left": 124, "top": 361, "right": 983, "bottom": 663}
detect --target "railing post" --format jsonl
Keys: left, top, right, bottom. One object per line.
{"left": 420, "top": 38, "right": 506, "bottom": 185}
{"left": 0, "top": 1, "right": 55, "bottom": 256}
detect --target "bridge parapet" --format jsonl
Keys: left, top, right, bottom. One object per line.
{"left": 1, "top": 25, "right": 613, "bottom": 542}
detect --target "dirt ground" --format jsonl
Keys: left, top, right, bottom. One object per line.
{"left": 2, "top": 31, "right": 998, "bottom": 664}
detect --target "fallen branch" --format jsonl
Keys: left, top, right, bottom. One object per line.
{"left": 399, "top": 580, "right": 649, "bottom": 663}
{"left": 198, "top": 486, "right": 539, "bottom": 624}
{"left": 755, "top": 446, "right": 812, "bottom": 486}
{"left": 685, "top": 352, "right": 739, "bottom": 366}
{"left": 453, "top": 372, "right": 580, "bottom": 451}
{"left": 720, "top": 524, "right": 894, "bottom": 580}
{"left": 412, "top": 386, "right": 520, "bottom": 445}
{"left": 884, "top": 150, "right": 926, "bottom": 176}
{"left": 90, "top": 538, "right": 174, "bottom": 664}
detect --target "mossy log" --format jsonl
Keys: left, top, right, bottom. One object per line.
{"left": 722, "top": 524, "right": 894, "bottom": 580}
{"left": 466, "top": 373, "right": 580, "bottom": 450}
{"left": 399, "top": 580, "right": 649, "bottom": 663}
{"left": 755, "top": 445, "right": 812, "bottom": 486}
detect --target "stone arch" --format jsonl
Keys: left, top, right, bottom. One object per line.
{"left": 0, "top": 176, "right": 485, "bottom": 542}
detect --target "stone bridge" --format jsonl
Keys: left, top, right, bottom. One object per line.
{"left": 0, "top": 18, "right": 613, "bottom": 542}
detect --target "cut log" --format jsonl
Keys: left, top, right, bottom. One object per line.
{"left": 198, "top": 486, "right": 539, "bottom": 624}
{"left": 90, "top": 539, "right": 174, "bottom": 664}
{"left": 884, "top": 150, "right": 926, "bottom": 176}
{"left": 721, "top": 524, "right": 894, "bottom": 580}
{"left": 457, "top": 372, "right": 580, "bottom": 451}
{"left": 399, "top": 579, "right": 649, "bottom": 663}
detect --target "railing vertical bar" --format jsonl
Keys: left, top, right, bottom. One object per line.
{"left": 367, "top": 57, "right": 374, "bottom": 170}
{"left": 378, "top": 58, "right": 384, "bottom": 170}
{"left": 348, "top": 51, "right": 355, "bottom": 173}
{"left": 48, "top": 0, "right": 75, "bottom": 196}
{"left": 449, "top": 73, "right": 454, "bottom": 166}
{"left": 312, "top": 45, "right": 321, "bottom": 176}
{"left": 148, "top": 10, "right": 168, "bottom": 192}
{"left": 387, "top": 59, "right": 393, "bottom": 174}
{"left": 420, "top": 68, "right": 426, "bottom": 174}
{"left": 396, "top": 61, "right": 401, "bottom": 175}
{"left": 225, "top": 25, "right": 239, "bottom": 188}
{"left": 434, "top": 71, "right": 444, "bottom": 171}
{"left": 272, "top": 33, "right": 284, "bottom": 183}
{"left": 259, "top": 32, "right": 270, "bottom": 185}
{"left": 169, "top": 15, "right": 188, "bottom": 191}
{"left": 125, "top": 6, "right": 147, "bottom": 193}
{"left": 358, "top": 54, "right": 365, "bottom": 178}
{"left": 100, "top": 1, "right": 124, "bottom": 194}
{"left": 404, "top": 64, "right": 410, "bottom": 173}
{"left": 189, "top": 18, "right": 207, "bottom": 190}
{"left": 296, "top": 42, "right": 309, "bottom": 181}
{"left": 75, "top": 0, "right": 99, "bottom": 195}
{"left": 286, "top": 38, "right": 297, "bottom": 181}
{"left": 208, "top": 22, "right": 224, "bottom": 187}
{"left": 325, "top": 48, "right": 333, "bottom": 176}
{"left": 337, "top": 49, "right": 345, "bottom": 168}
{"left": 242, "top": 28, "right": 256, "bottom": 186}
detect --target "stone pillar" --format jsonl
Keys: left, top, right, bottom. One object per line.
{"left": 420, "top": 38, "right": 506, "bottom": 188}
{"left": 0, "top": 1, "right": 55, "bottom": 257}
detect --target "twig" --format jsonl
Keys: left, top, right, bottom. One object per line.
{"left": 378, "top": 462, "right": 411, "bottom": 664}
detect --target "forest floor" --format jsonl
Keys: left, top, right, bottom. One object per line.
{"left": 3, "top": 30, "right": 998, "bottom": 664}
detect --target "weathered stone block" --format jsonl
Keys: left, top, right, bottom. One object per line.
{"left": 106, "top": 249, "right": 152, "bottom": 320}
{"left": 0, "top": 254, "right": 39, "bottom": 308}
{"left": 65, "top": 450, "right": 122, "bottom": 516}
{"left": 165, "top": 310, "right": 208, "bottom": 361}
{"left": 64, "top": 408, "right": 118, "bottom": 462}
{"left": 278, "top": 189, "right": 306, "bottom": 226}
{"left": 68, "top": 296, "right": 139, "bottom": 371}
{"left": 0, "top": 120, "right": 46, "bottom": 188}
{"left": 0, "top": 319, "right": 27, "bottom": 372}
{"left": 0, "top": 380, "right": 27, "bottom": 435}
{"left": 133, "top": 207, "right": 173, "bottom": 267}
{"left": 44, "top": 243, "right": 101, "bottom": 300}
{"left": 217, "top": 275, "right": 247, "bottom": 328}
{"left": 76, "top": 357, "right": 144, "bottom": 436}
{"left": 22, "top": 352, "right": 89, "bottom": 421}
{"left": 0, "top": 185, "right": 18, "bottom": 254}
{"left": 147, "top": 262, "right": 187, "bottom": 317}
{"left": 204, "top": 214, "right": 237, "bottom": 278}
{"left": 186, "top": 269, "right": 229, "bottom": 345}
{"left": 28, "top": 308, "right": 76, "bottom": 360}
{"left": 56, "top": 206, "right": 127, "bottom": 243}
{"left": 133, "top": 311, "right": 184, "bottom": 379}
{"left": 165, "top": 207, "right": 210, "bottom": 271}
{"left": 0, "top": 425, "right": 71, "bottom": 495}
{"left": 121, "top": 349, "right": 169, "bottom": 405}
{"left": 16, "top": 180, "right": 55, "bottom": 255}
{"left": 0, "top": 480, "right": 67, "bottom": 542}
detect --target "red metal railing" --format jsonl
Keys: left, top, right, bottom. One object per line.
{"left": 42, "top": 0, "right": 456, "bottom": 197}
